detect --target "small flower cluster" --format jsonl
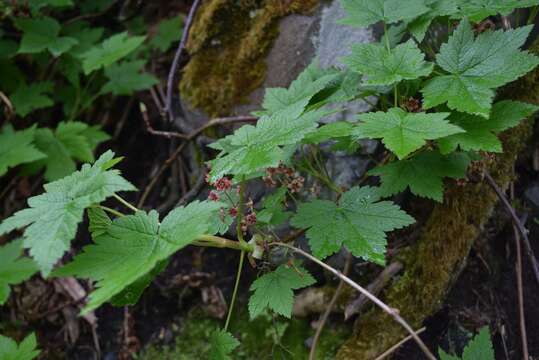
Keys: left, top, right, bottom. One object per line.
{"left": 263, "top": 163, "right": 305, "bottom": 193}
{"left": 402, "top": 97, "right": 422, "bottom": 113}
{"left": 206, "top": 173, "right": 258, "bottom": 233}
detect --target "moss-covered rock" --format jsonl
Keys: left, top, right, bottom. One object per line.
{"left": 180, "top": 0, "right": 320, "bottom": 117}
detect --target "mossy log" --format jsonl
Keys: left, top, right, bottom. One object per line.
{"left": 336, "top": 41, "right": 539, "bottom": 359}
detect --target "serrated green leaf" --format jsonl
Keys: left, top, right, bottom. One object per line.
{"left": 0, "top": 333, "right": 40, "bottom": 360}
{"left": 11, "top": 82, "right": 54, "bottom": 117}
{"left": 55, "top": 201, "right": 220, "bottom": 314}
{"left": 408, "top": 0, "right": 459, "bottom": 42}
{"left": 453, "top": 0, "right": 539, "bottom": 22}
{"left": 249, "top": 263, "right": 315, "bottom": 318}
{"left": 0, "top": 125, "right": 45, "bottom": 177}
{"left": 291, "top": 186, "right": 415, "bottom": 263}
{"left": 150, "top": 16, "right": 183, "bottom": 52}
{"left": 27, "top": 122, "right": 110, "bottom": 181}
{"left": 369, "top": 151, "right": 471, "bottom": 201}
{"left": 209, "top": 330, "right": 240, "bottom": 360}
{"left": 439, "top": 327, "right": 494, "bottom": 360}
{"left": 339, "top": 0, "right": 430, "bottom": 27}
{"left": 422, "top": 20, "right": 539, "bottom": 117}
{"left": 15, "top": 17, "right": 77, "bottom": 56}
{"left": 343, "top": 40, "right": 433, "bottom": 86}
{"left": 262, "top": 60, "right": 340, "bottom": 116}
{"left": 208, "top": 110, "right": 324, "bottom": 182}
{"left": 302, "top": 121, "right": 355, "bottom": 144}
{"left": 353, "top": 108, "right": 463, "bottom": 159}
{"left": 64, "top": 23, "right": 105, "bottom": 59}
{"left": 0, "top": 151, "right": 136, "bottom": 275}
{"left": 102, "top": 60, "right": 158, "bottom": 95}
{"left": 438, "top": 100, "right": 538, "bottom": 154}
{"left": 0, "top": 239, "right": 38, "bottom": 305}
{"left": 0, "top": 38, "right": 18, "bottom": 58}
{"left": 257, "top": 187, "right": 291, "bottom": 226}
{"left": 81, "top": 32, "right": 145, "bottom": 74}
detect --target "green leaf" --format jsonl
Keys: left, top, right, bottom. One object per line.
{"left": 0, "top": 151, "right": 136, "bottom": 275}
{"left": 54, "top": 201, "right": 221, "bottom": 314}
{"left": 439, "top": 327, "right": 494, "bottom": 360}
{"left": 28, "top": 122, "right": 110, "bottom": 181}
{"left": 353, "top": 108, "right": 463, "bottom": 159}
{"left": 454, "top": 0, "right": 539, "bottom": 22}
{"left": 343, "top": 40, "right": 433, "bottom": 86}
{"left": 248, "top": 263, "right": 316, "bottom": 318}
{"left": 408, "top": 0, "right": 459, "bottom": 42}
{"left": 0, "top": 239, "right": 38, "bottom": 305}
{"left": 422, "top": 20, "right": 539, "bottom": 117}
{"left": 257, "top": 187, "right": 291, "bottom": 226}
{"left": 302, "top": 121, "right": 355, "bottom": 144}
{"left": 0, "top": 125, "right": 45, "bottom": 177}
{"left": 339, "top": 0, "right": 430, "bottom": 27}
{"left": 438, "top": 100, "right": 538, "bottom": 154}
{"left": 81, "top": 32, "right": 146, "bottom": 74}
{"left": 11, "top": 82, "right": 54, "bottom": 117}
{"left": 209, "top": 330, "right": 240, "bottom": 360}
{"left": 369, "top": 151, "right": 471, "bottom": 201}
{"left": 208, "top": 110, "right": 324, "bottom": 182}
{"left": 63, "top": 23, "right": 105, "bottom": 59}
{"left": 16, "top": 17, "right": 77, "bottom": 56}
{"left": 150, "top": 16, "right": 183, "bottom": 52}
{"left": 262, "top": 60, "right": 341, "bottom": 115}
{"left": 102, "top": 60, "right": 158, "bottom": 95}
{"left": 0, "top": 333, "right": 40, "bottom": 360}
{"left": 291, "top": 186, "right": 415, "bottom": 263}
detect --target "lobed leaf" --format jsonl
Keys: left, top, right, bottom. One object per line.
{"left": 0, "top": 151, "right": 135, "bottom": 275}
{"left": 0, "top": 239, "right": 38, "bottom": 305}
{"left": 291, "top": 186, "right": 415, "bottom": 263}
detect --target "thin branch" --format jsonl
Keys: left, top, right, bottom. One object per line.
{"left": 374, "top": 327, "right": 426, "bottom": 360}
{"left": 165, "top": 0, "right": 202, "bottom": 122}
{"left": 137, "top": 115, "right": 257, "bottom": 208}
{"left": 176, "top": 172, "right": 206, "bottom": 207}
{"left": 271, "top": 242, "right": 436, "bottom": 360}
{"left": 510, "top": 181, "right": 529, "bottom": 360}
{"left": 0, "top": 91, "right": 14, "bottom": 120}
{"left": 484, "top": 170, "right": 539, "bottom": 286}
{"left": 309, "top": 252, "right": 352, "bottom": 360}
{"left": 140, "top": 102, "right": 188, "bottom": 139}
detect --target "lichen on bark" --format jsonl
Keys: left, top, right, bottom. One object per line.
{"left": 180, "top": 0, "right": 319, "bottom": 117}
{"left": 336, "top": 40, "right": 539, "bottom": 360}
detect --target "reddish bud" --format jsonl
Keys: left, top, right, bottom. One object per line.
{"left": 208, "top": 191, "right": 220, "bottom": 201}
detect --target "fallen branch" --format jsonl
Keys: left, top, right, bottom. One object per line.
{"left": 374, "top": 327, "right": 426, "bottom": 360}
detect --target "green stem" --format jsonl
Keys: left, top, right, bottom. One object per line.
{"left": 383, "top": 23, "right": 391, "bottom": 52}
{"left": 98, "top": 205, "right": 125, "bottom": 218}
{"left": 394, "top": 84, "right": 398, "bottom": 108}
{"left": 113, "top": 194, "right": 139, "bottom": 213}
{"left": 236, "top": 180, "right": 247, "bottom": 245}
{"left": 528, "top": 6, "right": 539, "bottom": 25}
{"left": 224, "top": 250, "right": 245, "bottom": 331}
{"left": 192, "top": 235, "right": 254, "bottom": 252}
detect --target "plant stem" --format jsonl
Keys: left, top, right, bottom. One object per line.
{"left": 394, "top": 84, "right": 398, "bottom": 108}
{"left": 98, "top": 205, "right": 125, "bottom": 218}
{"left": 224, "top": 250, "right": 245, "bottom": 331}
{"left": 271, "top": 242, "right": 436, "bottom": 360}
{"left": 383, "top": 23, "right": 391, "bottom": 52}
{"left": 192, "top": 235, "right": 254, "bottom": 252}
{"left": 113, "top": 194, "right": 139, "bottom": 213}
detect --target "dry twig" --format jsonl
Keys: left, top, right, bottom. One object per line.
{"left": 165, "top": 0, "right": 202, "bottom": 121}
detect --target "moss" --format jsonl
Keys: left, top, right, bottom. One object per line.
{"left": 335, "top": 40, "right": 539, "bottom": 359}
{"left": 137, "top": 305, "right": 349, "bottom": 359}
{"left": 179, "top": 0, "right": 320, "bottom": 117}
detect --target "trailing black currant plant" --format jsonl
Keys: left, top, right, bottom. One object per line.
{"left": 2, "top": 0, "right": 539, "bottom": 358}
